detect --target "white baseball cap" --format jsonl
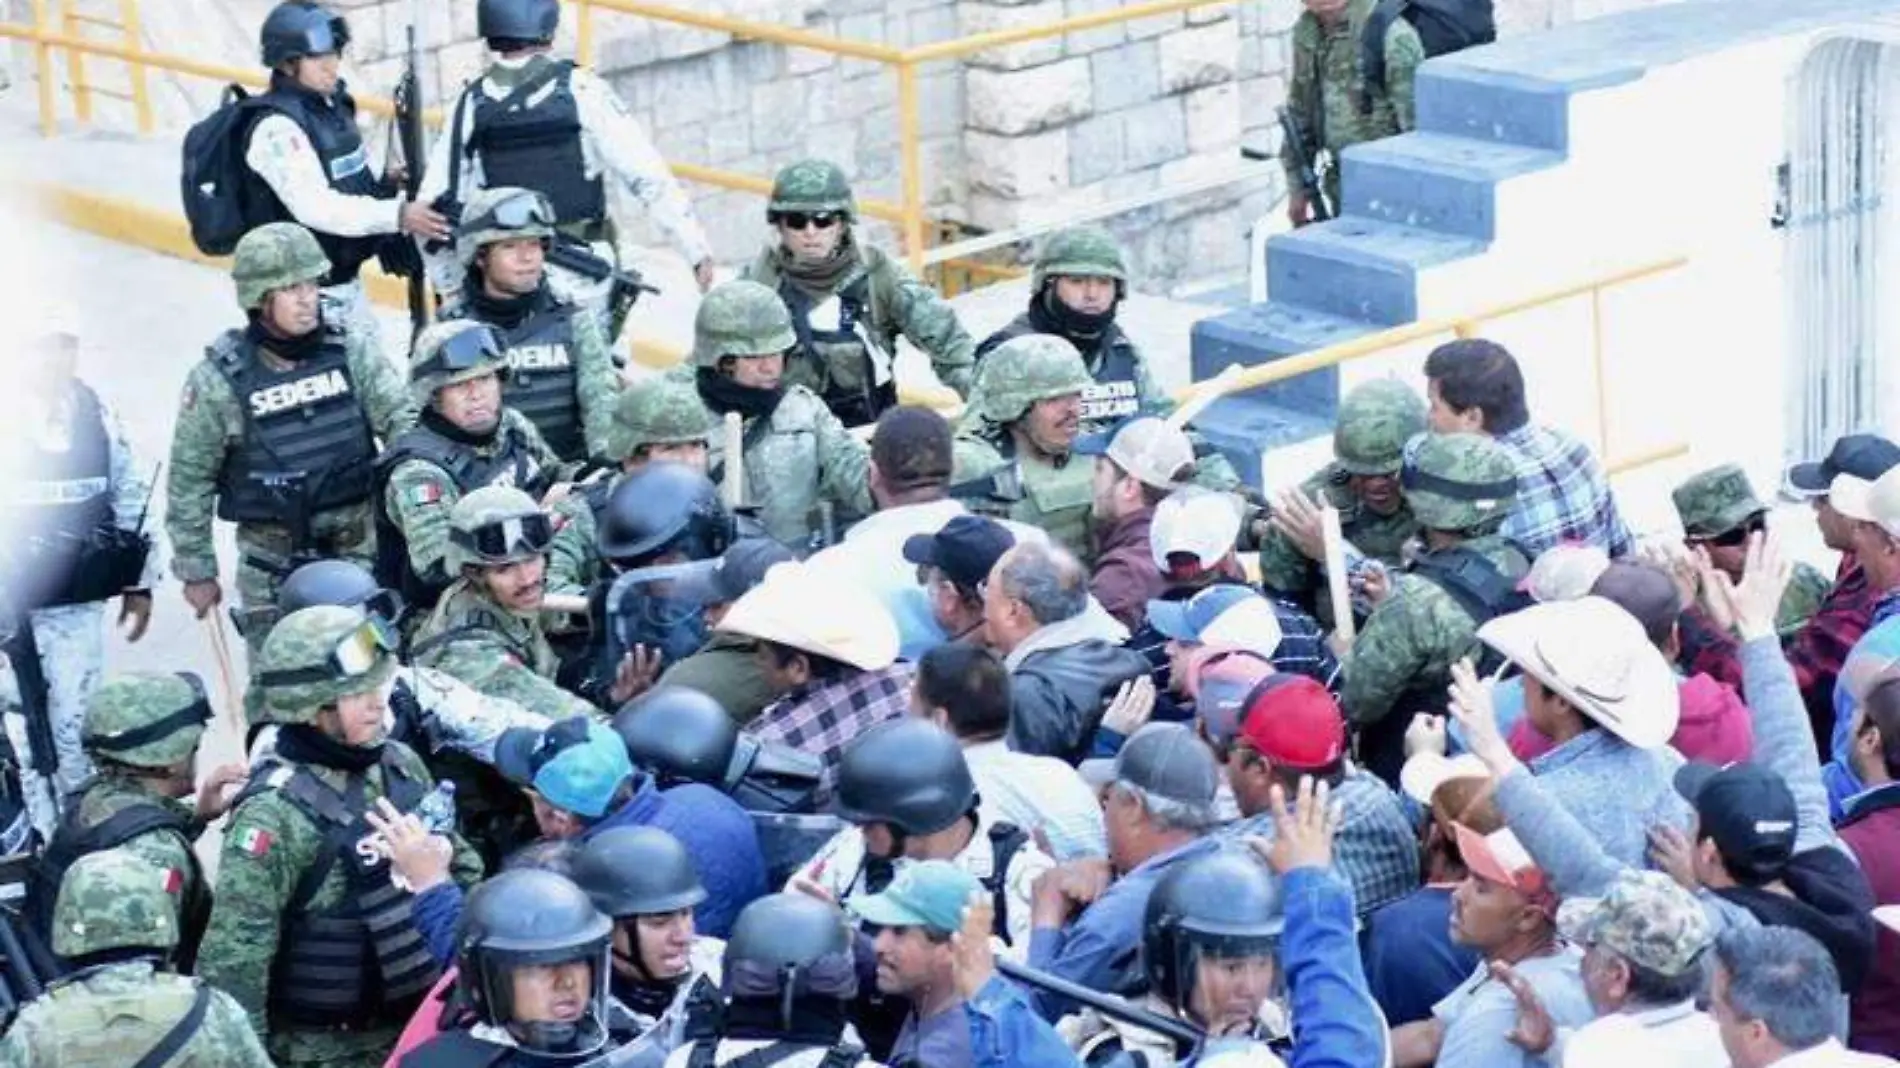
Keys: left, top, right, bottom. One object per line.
{"left": 1477, "top": 596, "right": 1680, "bottom": 750}
{"left": 1076, "top": 417, "right": 1196, "bottom": 490}
{"left": 1399, "top": 752, "right": 1491, "bottom": 806}
{"left": 1831, "top": 467, "right": 1900, "bottom": 537}
{"left": 1150, "top": 487, "right": 1244, "bottom": 572}
{"left": 1520, "top": 543, "right": 1610, "bottom": 604}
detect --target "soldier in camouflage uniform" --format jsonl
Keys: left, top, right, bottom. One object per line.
{"left": 410, "top": 486, "right": 597, "bottom": 720}
{"left": 198, "top": 605, "right": 482, "bottom": 1068}
{"left": 375, "top": 319, "right": 562, "bottom": 619}
{"left": 1673, "top": 463, "right": 1832, "bottom": 634}
{"left": 1282, "top": 0, "right": 1425, "bottom": 225}
{"left": 684, "top": 279, "right": 873, "bottom": 548}
{"left": 1, "top": 848, "right": 273, "bottom": 1067}
{"left": 1259, "top": 378, "right": 1427, "bottom": 625}
{"left": 165, "top": 222, "right": 415, "bottom": 671}
{"left": 1340, "top": 432, "right": 1528, "bottom": 784}
{"left": 951, "top": 334, "right": 1098, "bottom": 561}
{"left": 444, "top": 186, "right": 623, "bottom": 464}
{"left": 742, "top": 159, "right": 976, "bottom": 425}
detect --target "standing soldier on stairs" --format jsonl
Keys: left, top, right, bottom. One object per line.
{"left": 1282, "top": 0, "right": 1425, "bottom": 227}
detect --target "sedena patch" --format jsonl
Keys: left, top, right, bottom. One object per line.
{"left": 237, "top": 827, "right": 274, "bottom": 858}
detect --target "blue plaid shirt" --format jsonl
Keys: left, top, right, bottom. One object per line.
{"left": 1223, "top": 767, "right": 1420, "bottom": 916}
{"left": 1494, "top": 424, "right": 1633, "bottom": 559}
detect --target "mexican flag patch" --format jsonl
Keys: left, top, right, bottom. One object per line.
{"left": 237, "top": 827, "right": 273, "bottom": 858}
{"left": 162, "top": 867, "right": 184, "bottom": 894}
{"left": 405, "top": 483, "right": 444, "bottom": 507}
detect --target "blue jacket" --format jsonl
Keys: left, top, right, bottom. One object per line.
{"left": 585, "top": 778, "right": 768, "bottom": 939}
{"left": 968, "top": 975, "right": 1084, "bottom": 1068}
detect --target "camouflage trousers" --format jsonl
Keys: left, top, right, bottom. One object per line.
{"left": 1, "top": 601, "right": 104, "bottom": 839}
{"left": 268, "top": 1024, "right": 403, "bottom": 1068}
{"left": 232, "top": 520, "right": 376, "bottom": 724}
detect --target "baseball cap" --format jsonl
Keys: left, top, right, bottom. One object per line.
{"left": 1674, "top": 761, "right": 1797, "bottom": 876}
{"left": 1235, "top": 675, "right": 1344, "bottom": 771}
{"left": 675, "top": 537, "right": 795, "bottom": 606}
{"left": 1558, "top": 869, "right": 1713, "bottom": 977}
{"left": 1520, "top": 543, "right": 1609, "bottom": 604}
{"left": 1588, "top": 561, "right": 1682, "bottom": 649}
{"left": 849, "top": 859, "right": 980, "bottom": 936}
{"left": 1477, "top": 597, "right": 1680, "bottom": 750}
{"left": 495, "top": 717, "right": 636, "bottom": 819}
{"left": 1399, "top": 751, "right": 1490, "bottom": 806}
{"left": 715, "top": 562, "right": 899, "bottom": 672}
{"left": 1829, "top": 465, "right": 1900, "bottom": 537}
{"left": 1150, "top": 487, "right": 1243, "bottom": 574}
{"left": 902, "top": 514, "right": 1016, "bottom": 592}
{"left": 1454, "top": 824, "right": 1553, "bottom": 908}
{"left": 1146, "top": 585, "right": 1284, "bottom": 656}
{"left": 1075, "top": 416, "right": 1196, "bottom": 490}
{"left": 1182, "top": 648, "right": 1275, "bottom": 748}
{"left": 1094, "top": 722, "right": 1219, "bottom": 808}
{"left": 1785, "top": 433, "right": 1900, "bottom": 496}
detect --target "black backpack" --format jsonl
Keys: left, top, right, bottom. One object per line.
{"left": 1361, "top": 0, "right": 1495, "bottom": 105}
{"left": 180, "top": 85, "right": 276, "bottom": 256}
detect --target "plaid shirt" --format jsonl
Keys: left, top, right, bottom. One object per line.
{"left": 1223, "top": 767, "right": 1419, "bottom": 915}
{"left": 744, "top": 662, "right": 916, "bottom": 801}
{"left": 1267, "top": 595, "right": 1343, "bottom": 692}
{"left": 1494, "top": 424, "right": 1633, "bottom": 559}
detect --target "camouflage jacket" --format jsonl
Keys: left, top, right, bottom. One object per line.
{"left": 1282, "top": 0, "right": 1423, "bottom": 186}
{"left": 165, "top": 328, "right": 415, "bottom": 582}
{"left": 951, "top": 430, "right": 1095, "bottom": 564}
{"left": 0, "top": 962, "right": 273, "bottom": 1068}
{"left": 1778, "top": 561, "right": 1833, "bottom": 635}
{"left": 705, "top": 384, "right": 874, "bottom": 547}
{"left": 1340, "top": 533, "right": 1528, "bottom": 727}
{"left": 381, "top": 409, "right": 562, "bottom": 588}
{"left": 1258, "top": 461, "right": 1421, "bottom": 616}
{"left": 545, "top": 470, "right": 617, "bottom": 598}
{"left": 66, "top": 776, "right": 206, "bottom": 927}
{"left": 411, "top": 578, "right": 598, "bottom": 721}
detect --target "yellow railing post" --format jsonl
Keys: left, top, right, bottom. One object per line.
{"left": 62, "top": 3, "right": 93, "bottom": 123}
{"left": 119, "top": 0, "right": 152, "bottom": 133}
{"left": 29, "top": 0, "right": 56, "bottom": 134}
{"left": 575, "top": 0, "right": 595, "bottom": 67}
{"left": 895, "top": 59, "right": 927, "bottom": 272}
{"left": 1452, "top": 319, "right": 1478, "bottom": 338}
{"left": 1591, "top": 284, "right": 1611, "bottom": 459}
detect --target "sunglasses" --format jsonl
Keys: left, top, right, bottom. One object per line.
{"left": 257, "top": 616, "right": 395, "bottom": 687}
{"left": 450, "top": 512, "right": 555, "bottom": 562}
{"left": 775, "top": 211, "right": 842, "bottom": 231}
{"left": 1688, "top": 513, "right": 1767, "bottom": 549}
{"left": 467, "top": 190, "right": 556, "bottom": 233}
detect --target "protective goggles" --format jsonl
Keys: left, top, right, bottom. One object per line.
{"left": 772, "top": 211, "right": 843, "bottom": 231}
{"left": 291, "top": 15, "right": 351, "bottom": 57}
{"left": 89, "top": 673, "right": 213, "bottom": 755}
{"left": 257, "top": 616, "right": 396, "bottom": 687}
{"left": 451, "top": 512, "right": 555, "bottom": 561}
{"left": 1687, "top": 511, "right": 1767, "bottom": 549}
{"left": 423, "top": 324, "right": 506, "bottom": 377}
{"left": 468, "top": 190, "right": 556, "bottom": 233}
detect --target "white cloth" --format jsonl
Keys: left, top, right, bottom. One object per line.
{"left": 1559, "top": 1000, "right": 1729, "bottom": 1068}
{"left": 2, "top": 602, "right": 104, "bottom": 837}
{"left": 245, "top": 113, "right": 400, "bottom": 239}
{"left": 963, "top": 739, "right": 1106, "bottom": 861}
{"left": 805, "top": 499, "right": 967, "bottom": 607}
{"left": 1770, "top": 1039, "right": 1900, "bottom": 1067}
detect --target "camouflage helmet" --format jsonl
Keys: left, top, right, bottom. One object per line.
{"left": 82, "top": 672, "right": 212, "bottom": 770}
{"left": 233, "top": 222, "right": 331, "bottom": 309}
{"left": 456, "top": 185, "right": 555, "bottom": 273}
{"left": 410, "top": 320, "right": 510, "bottom": 405}
{"left": 1401, "top": 432, "right": 1519, "bottom": 534}
{"left": 693, "top": 280, "right": 797, "bottom": 368}
{"left": 1334, "top": 379, "right": 1428, "bottom": 476}
{"left": 52, "top": 848, "right": 182, "bottom": 959}
{"left": 973, "top": 334, "right": 1093, "bottom": 424}
{"left": 1672, "top": 464, "right": 1767, "bottom": 539}
{"left": 447, "top": 484, "right": 553, "bottom": 572}
{"left": 608, "top": 375, "right": 716, "bottom": 460}
{"left": 768, "top": 159, "right": 856, "bottom": 220}
{"left": 257, "top": 604, "right": 398, "bottom": 723}
{"left": 1033, "top": 225, "right": 1128, "bottom": 292}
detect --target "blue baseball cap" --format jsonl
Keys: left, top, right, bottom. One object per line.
{"left": 849, "top": 860, "right": 981, "bottom": 935}
{"left": 495, "top": 718, "right": 635, "bottom": 819}
{"left": 1146, "top": 585, "right": 1285, "bottom": 659}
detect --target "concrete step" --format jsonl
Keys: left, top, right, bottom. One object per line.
{"left": 1265, "top": 216, "right": 1485, "bottom": 326}
{"left": 1190, "top": 300, "right": 1378, "bottom": 416}
{"left": 1414, "top": 64, "right": 1575, "bottom": 153}
{"left": 1339, "top": 131, "right": 1564, "bottom": 241}
{"left": 1190, "top": 393, "right": 1338, "bottom": 490}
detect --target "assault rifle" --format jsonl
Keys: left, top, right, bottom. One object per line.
{"left": 392, "top": 22, "right": 430, "bottom": 339}
{"left": 1275, "top": 105, "right": 1333, "bottom": 222}
{"left": 543, "top": 235, "right": 661, "bottom": 335}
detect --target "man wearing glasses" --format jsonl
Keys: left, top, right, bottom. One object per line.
{"left": 742, "top": 159, "right": 977, "bottom": 427}
{"left": 1673, "top": 464, "right": 1831, "bottom": 635}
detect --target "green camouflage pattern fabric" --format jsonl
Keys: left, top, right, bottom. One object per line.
{"left": 1335, "top": 379, "right": 1427, "bottom": 476}
{"left": 1340, "top": 533, "right": 1529, "bottom": 727}
{"left": 1672, "top": 463, "right": 1767, "bottom": 538}
{"left": 196, "top": 740, "right": 483, "bottom": 1065}
{"left": 1033, "top": 225, "right": 1128, "bottom": 290}
{"left": 745, "top": 240, "right": 977, "bottom": 400}
{"left": 445, "top": 484, "right": 546, "bottom": 572}
{"left": 951, "top": 435, "right": 1096, "bottom": 563}
{"left": 968, "top": 334, "right": 1094, "bottom": 425}
{"left": 703, "top": 384, "right": 873, "bottom": 545}
{"left": 694, "top": 280, "right": 798, "bottom": 367}
{"left": 545, "top": 474, "right": 614, "bottom": 598}
{"left": 1559, "top": 869, "right": 1712, "bottom": 976}
{"left": 65, "top": 776, "right": 203, "bottom": 926}
{"left": 408, "top": 320, "right": 511, "bottom": 405}
{"left": 51, "top": 847, "right": 180, "bottom": 957}
{"left": 411, "top": 578, "right": 597, "bottom": 721}
{"left": 384, "top": 409, "right": 559, "bottom": 589}
{"left": 1257, "top": 460, "right": 1421, "bottom": 624}
{"left": 768, "top": 158, "right": 857, "bottom": 217}
{"left": 607, "top": 374, "right": 715, "bottom": 459}
{"left": 455, "top": 185, "right": 555, "bottom": 273}
{"left": 258, "top": 605, "right": 399, "bottom": 724}
{"left": 1777, "top": 562, "right": 1833, "bottom": 635}
{"left": 442, "top": 283, "right": 623, "bottom": 463}
{"left": 1404, "top": 432, "right": 1519, "bottom": 533}
{"left": 83, "top": 672, "right": 208, "bottom": 769}
{"left": 233, "top": 222, "right": 332, "bottom": 309}
{"left": 1282, "top": 0, "right": 1423, "bottom": 208}
{"left": 0, "top": 962, "right": 274, "bottom": 1068}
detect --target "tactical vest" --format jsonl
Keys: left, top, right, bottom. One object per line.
{"left": 243, "top": 750, "right": 440, "bottom": 1031}
{"left": 8, "top": 381, "right": 112, "bottom": 606}
{"left": 777, "top": 274, "right": 895, "bottom": 427}
{"left": 210, "top": 329, "right": 378, "bottom": 525}
{"left": 248, "top": 80, "right": 386, "bottom": 285}
{"left": 30, "top": 967, "right": 214, "bottom": 1068}
{"left": 493, "top": 298, "right": 587, "bottom": 461}
{"left": 949, "top": 438, "right": 1094, "bottom": 562}
{"left": 372, "top": 417, "right": 548, "bottom": 610}
{"left": 466, "top": 60, "right": 606, "bottom": 227}
{"left": 984, "top": 313, "right": 1145, "bottom": 429}
{"left": 686, "top": 1039, "right": 864, "bottom": 1068}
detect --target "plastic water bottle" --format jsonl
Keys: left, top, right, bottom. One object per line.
{"left": 415, "top": 781, "right": 458, "bottom": 836}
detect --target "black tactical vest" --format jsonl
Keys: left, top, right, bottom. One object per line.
{"left": 248, "top": 78, "right": 387, "bottom": 285}
{"left": 776, "top": 274, "right": 895, "bottom": 427}
{"left": 494, "top": 300, "right": 585, "bottom": 461}
{"left": 210, "top": 329, "right": 378, "bottom": 524}
{"left": 982, "top": 313, "right": 1143, "bottom": 430}
{"left": 466, "top": 60, "right": 606, "bottom": 227}
{"left": 9, "top": 382, "right": 112, "bottom": 605}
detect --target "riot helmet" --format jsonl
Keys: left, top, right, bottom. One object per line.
{"left": 1400, "top": 432, "right": 1520, "bottom": 535}
{"left": 831, "top": 719, "right": 975, "bottom": 838}
{"left": 477, "top": 0, "right": 559, "bottom": 45}
{"left": 596, "top": 462, "right": 732, "bottom": 568}
{"left": 1143, "top": 851, "right": 1285, "bottom": 1026}
{"left": 459, "top": 869, "right": 614, "bottom": 1057}
{"left": 279, "top": 558, "right": 406, "bottom": 628}
{"left": 721, "top": 893, "right": 858, "bottom": 1030}
{"left": 572, "top": 826, "right": 707, "bottom": 920}
{"left": 81, "top": 672, "right": 212, "bottom": 771}
{"left": 260, "top": 1, "right": 348, "bottom": 66}
{"left": 52, "top": 848, "right": 182, "bottom": 962}
{"left": 256, "top": 605, "right": 398, "bottom": 727}
{"left": 447, "top": 486, "right": 554, "bottom": 573}
{"left": 612, "top": 686, "right": 740, "bottom": 789}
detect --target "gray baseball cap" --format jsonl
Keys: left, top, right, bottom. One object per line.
{"left": 1079, "top": 722, "right": 1219, "bottom": 807}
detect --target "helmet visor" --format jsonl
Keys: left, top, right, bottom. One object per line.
{"left": 452, "top": 512, "right": 555, "bottom": 562}
{"left": 258, "top": 615, "right": 396, "bottom": 687}
{"left": 295, "top": 14, "right": 350, "bottom": 56}
{"left": 469, "top": 190, "right": 556, "bottom": 233}
{"left": 428, "top": 324, "right": 506, "bottom": 377}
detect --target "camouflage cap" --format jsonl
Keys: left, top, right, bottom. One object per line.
{"left": 1557, "top": 869, "right": 1713, "bottom": 977}
{"left": 972, "top": 334, "right": 1093, "bottom": 424}
{"left": 1033, "top": 225, "right": 1128, "bottom": 291}
{"left": 82, "top": 672, "right": 211, "bottom": 769}
{"left": 447, "top": 484, "right": 548, "bottom": 572}
{"left": 1672, "top": 464, "right": 1767, "bottom": 539}
{"left": 768, "top": 159, "right": 857, "bottom": 219}
{"left": 232, "top": 222, "right": 331, "bottom": 309}
{"left": 1402, "top": 432, "right": 1519, "bottom": 533}
{"left": 257, "top": 604, "right": 398, "bottom": 724}
{"left": 608, "top": 375, "right": 715, "bottom": 460}
{"left": 693, "top": 280, "right": 797, "bottom": 368}
{"left": 1335, "top": 379, "right": 1428, "bottom": 475}
{"left": 52, "top": 847, "right": 182, "bottom": 958}
{"left": 456, "top": 185, "right": 555, "bottom": 273}
{"left": 409, "top": 319, "right": 509, "bottom": 405}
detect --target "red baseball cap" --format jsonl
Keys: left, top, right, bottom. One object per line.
{"left": 1235, "top": 674, "right": 1345, "bottom": 770}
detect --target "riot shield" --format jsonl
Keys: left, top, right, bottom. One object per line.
{"left": 750, "top": 811, "right": 844, "bottom": 889}
{"left": 600, "top": 560, "right": 721, "bottom": 679}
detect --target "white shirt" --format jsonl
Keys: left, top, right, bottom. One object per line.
{"left": 962, "top": 739, "right": 1106, "bottom": 861}
{"left": 1770, "top": 1039, "right": 1900, "bottom": 1067}
{"left": 245, "top": 112, "right": 401, "bottom": 240}
{"left": 1559, "top": 1000, "right": 1729, "bottom": 1068}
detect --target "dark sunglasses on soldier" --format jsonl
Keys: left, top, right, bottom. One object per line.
{"left": 450, "top": 513, "right": 556, "bottom": 561}
{"left": 1689, "top": 512, "right": 1767, "bottom": 549}
{"left": 475, "top": 191, "right": 557, "bottom": 233}
{"left": 775, "top": 211, "right": 842, "bottom": 231}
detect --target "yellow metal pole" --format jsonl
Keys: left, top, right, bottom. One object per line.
{"left": 120, "top": 0, "right": 152, "bottom": 133}
{"left": 29, "top": 0, "right": 55, "bottom": 134}
{"left": 896, "top": 61, "right": 926, "bottom": 272}
{"left": 903, "top": 0, "right": 1232, "bottom": 63}
{"left": 1591, "top": 285, "right": 1611, "bottom": 459}
{"left": 64, "top": 5, "right": 93, "bottom": 124}
{"left": 575, "top": 0, "right": 594, "bottom": 67}
{"left": 1605, "top": 442, "right": 1688, "bottom": 478}
{"left": 579, "top": 0, "right": 905, "bottom": 62}
{"left": 1452, "top": 319, "right": 1477, "bottom": 338}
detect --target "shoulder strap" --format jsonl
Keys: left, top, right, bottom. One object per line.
{"left": 130, "top": 981, "right": 211, "bottom": 1068}
{"left": 446, "top": 86, "right": 473, "bottom": 203}
{"left": 275, "top": 766, "right": 368, "bottom": 914}
{"left": 81, "top": 803, "right": 193, "bottom": 853}
{"left": 409, "top": 622, "right": 531, "bottom": 666}
{"left": 1360, "top": 0, "right": 1407, "bottom": 101}
{"left": 706, "top": 412, "right": 777, "bottom": 489}
{"left": 1408, "top": 547, "right": 1526, "bottom": 623}
{"left": 984, "top": 822, "right": 1030, "bottom": 946}
{"left": 819, "top": 1044, "right": 865, "bottom": 1068}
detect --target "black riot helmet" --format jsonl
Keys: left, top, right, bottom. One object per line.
{"left": 596, "top": 462, "right": 733, "bottom": 569}
{"left": 278, "top": 558, "right": 405, "bottom": 628}
{"left": 722, "top": 894, "right": 857, "bottom": 1030}
{"left": 831, "top": 719, "right": 975, "bottom": 837}
{"left": 1142, "top": 851, "right": 1285, "bottom": 1021}
{"left": 477, "top": 0, "right": 559, "bottom": 45}
{"left": 260, "top": 1, "right": 349, "bottom": 66}
{"left": 572, "top": 826, "right": 707, "bottom": 920}
{"left": 613, "top": 687, "right": 740, "bottom": 788}
{"left": 459, "top": 870, "right": 615, "bottom": 1058}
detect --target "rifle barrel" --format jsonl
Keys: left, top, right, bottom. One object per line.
{"left": 994, "top": 959, "right": 1203, "bottom": 1048}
